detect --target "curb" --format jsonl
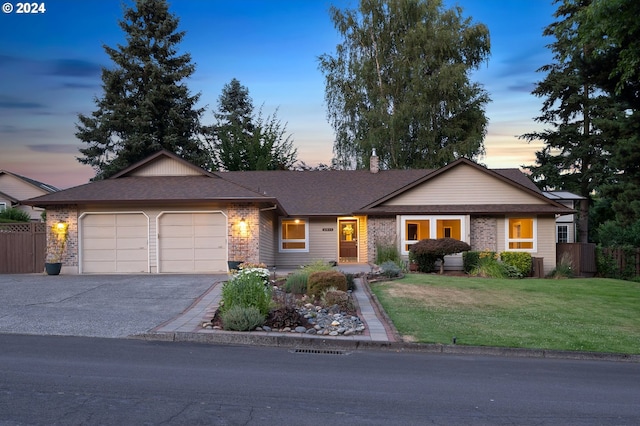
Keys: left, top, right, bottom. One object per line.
{"left": 132, "top": 331, "right": 640, "bottom": 363}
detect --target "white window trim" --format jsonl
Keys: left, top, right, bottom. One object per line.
{"left": 399, "top": 215, "right": 467, "bottom": 256}
{"left": 505, "top": 216, "right": 538, "bottom": 252}
{"left": 556, "top": 224, "right": 569, "bottom": 243}
{"left": 279, "top": 217, "right": 309, "bottom": 253}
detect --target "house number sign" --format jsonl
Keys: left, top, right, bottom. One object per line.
{"left": 322, "top": 228, "right": 334, "bottom": 232}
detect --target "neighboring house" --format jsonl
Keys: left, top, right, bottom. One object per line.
{"left": 543, "top": 191, "right": 588, "bottom": 243}
{"left": 23, "top": 150, "right": 573, "bottom": 275}
{"left": 0, "top": 170, "right": 59, "bottom": 221}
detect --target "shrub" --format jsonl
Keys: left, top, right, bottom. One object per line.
{"left": 301, "top": 260, "right": 334, "bottom": 274}
{"left": 344, "top": 273, "right": 357, "bottom": 292}
{"left": 463, "top": 251, "right": 481, "bottom": 273}
{"left": 548, "top": 252, "right": 574, "bottom": 279}
{"left": 220, "top": 272, "right": 272, "bottom": 316}
{"left": 409, "top": 238, "right": 471, "bottom": 273}
{"left": 284, "top": 272, "right": 308, "bottom": 294}
{"left": 380, "top": 260, "right": 402, "bottom": 278}
{"left": 0, "top": 208, "right": 31, "bottom": 223}
{"left": 234, "top": 264, "right": 271, "bottom": 285}
{"left": 307, "top": 270, "right": 347, "bottom": 297}
{"left": 500, "top": 252, "right": 532, "bottom": 277}
{"left": 221, "top": 306, "right": 265, "bottom": 331}
{"left": 375, "top": 242, "right": 401, "bottom": 265}
{"left": 321, "top": 289, "right": 355, "bottom": 313}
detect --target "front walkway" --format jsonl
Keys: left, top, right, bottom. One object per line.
{"left": 151, "top": 264, "right": 398, "bottom": 343}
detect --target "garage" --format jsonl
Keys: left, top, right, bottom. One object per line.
{"left": 81, "top": 213, "right": 149, "bottom": 273}
{"left": 157, "top": 212, "right": 227, "bottom": 273}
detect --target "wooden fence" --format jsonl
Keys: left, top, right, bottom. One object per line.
{"left": 556, "top": 242, "right": 597, "bottom": 277}
{"left": 0, "top": 222, "right": 46, "bottom": 273}
{"left": 600, "top": 246, "right": 640, "bottom": 278}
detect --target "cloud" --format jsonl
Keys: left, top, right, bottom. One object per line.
{"left": 506, "top": 82, "right": 536, "bottom": 93}
{"left": 27, "top": 144, "right": 80, "bottom": 154}
{"left": 50, "top": 59, "right": 102, "bottom": 78}
{"left": 0, "top": 95, "right": 45, "bottom": 109}
{"left": 60, "top": 82, "right": 100, "bottom": 89}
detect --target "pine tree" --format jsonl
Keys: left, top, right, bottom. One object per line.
{"left": 76, "top": 0, "right": 210, "bottom": 179}
{"left": 318, "top": 0, "right": 490, "bottom": 170}
{"left": 210, "top": 79, "right": 297, "bottom": 171}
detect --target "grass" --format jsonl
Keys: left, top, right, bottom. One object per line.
{"left": 369, "top": 275, "right": 640, "bottom": 354}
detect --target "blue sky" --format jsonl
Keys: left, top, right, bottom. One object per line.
{"left": 0, "top": 0, "right": 557, "bottom": 188}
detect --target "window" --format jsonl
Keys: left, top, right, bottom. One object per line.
{"left": 436, "top": 219, "right": 461, "bottom": 240}
{"left": 400, "top": 216, "right": 465, "bottom": 255}
{"left": 280, "top": 218, "right": 308, "bottom": 252}
{"left": 404, "top": 219, "right": 429, "bottom": 251}
{"left": 557, "top": 225, "right": 568, "bottom": 243}
{"left": 0, "top": 202, "right": 6, "bottom": 212}
{"left": 506, "top": 217, "right": 536, "bottom": 250}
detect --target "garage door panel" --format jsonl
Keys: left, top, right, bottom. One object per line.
{"left": 116, "top": 227, "right": 147, "bottom": 238}
{"left": 116, "top": 237, "right": 149, "bottom": 250}
{"left": 83, "top": 249, "right": 116, "bottom": 261}
{"left": 83, "top": 227, "right": 117, "bottom": 239}
{"left": 161, "top": 226, "right": 194, "bottom": 237}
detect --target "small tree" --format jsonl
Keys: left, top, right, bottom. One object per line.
{"left": 409, "top": 238, "right": 471, "bottom": 274}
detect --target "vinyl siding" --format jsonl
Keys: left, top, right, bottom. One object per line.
{"left": 259, "top": 209, "right": 276, "bottom": 266}
{"left": 128, "top": 157, "right": 205, "bottom": 176}
{"left": 0, "top": 173, "right": 50, "bottom": 200}
{"left": 275, "top": 218, "right": 338, "bottom": 267}
{"left": 383, "top": 163, "right": 546, "bottom": 206}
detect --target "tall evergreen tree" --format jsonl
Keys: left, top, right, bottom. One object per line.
{"left": 76, "top": 0, "right": 210, "bottom": 179}
{"left": 578, "top": 0, "right": 640, "bottom": 225}
{"left": 318, "top": 0, "right": 490, "bottom": 170}
{"left": 210, "top": 79, "right": 297, "bottom": 171}
{"left": 520, "top": 0, "right": 617, "bottom": 200}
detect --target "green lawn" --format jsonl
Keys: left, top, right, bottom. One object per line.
{"left": 369, "top": 275, "right": 640, "bottom": 354}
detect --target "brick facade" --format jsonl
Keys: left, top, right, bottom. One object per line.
{"left": 366, "top": 216, "right": 397, "bottom": 263}
{"left": 470, "top": 216, "right": 497, "bottom": 252}
{"left": 46, "top": 206, "right": 78, "bottom": 266}
{"left": 227, "top": 203, "right": 260, "bottom": 264}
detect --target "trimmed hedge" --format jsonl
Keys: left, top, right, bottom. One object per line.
{"left": 500, "top": 251, "right": 532, "bottom": 276}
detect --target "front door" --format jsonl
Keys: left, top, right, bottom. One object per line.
{"left": 338, "top": 219, "right": 358, "bottom": 263}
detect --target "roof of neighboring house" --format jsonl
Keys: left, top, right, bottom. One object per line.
{"left": 0, "top": 170, "right": 60, "bottom": 194}
{"left": 543, "top": 191, "right": 587, "bottom": 201}
{"left": 22, "top": 150, "right": 572, "bottom": 216}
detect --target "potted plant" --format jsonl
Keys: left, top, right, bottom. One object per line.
{"left": 45, "top": 222, "right": 68, "bottom": 275}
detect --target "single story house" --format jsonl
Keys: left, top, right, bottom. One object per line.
{"left": 0, "top": 169, "right": 58, "bottom": 221}
{"left": 23, "top": 150, "right": 573, "bottom": 275}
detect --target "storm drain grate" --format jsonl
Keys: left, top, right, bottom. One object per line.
{"left": 292, "top": 348, "right": 349, "bottom": 355}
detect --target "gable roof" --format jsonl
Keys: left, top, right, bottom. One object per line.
{"left": 22, "top": 153, "right": 572, "bottom": 216}
{"left": 217, "top": 169, "right": 431, "bottom": 216}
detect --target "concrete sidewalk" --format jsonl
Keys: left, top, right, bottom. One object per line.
{"left": 150, "top": 265, "right": 399, "bottom": 345}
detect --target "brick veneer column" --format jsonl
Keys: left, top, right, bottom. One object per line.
{"left": 470, "top": 216, "right": 497, "bottom": 252}
{"left": 366, "top": 216, "right": 397, "bottom": 264}
{"left": 46, "top": 205, "right": 78, "bottom": 266}
{"left": 227, "top": 203, "right": 260, "bottom": 264}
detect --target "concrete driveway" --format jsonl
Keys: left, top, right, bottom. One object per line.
{"left": 0, "top": 274, "right": 226, "bottom": 338}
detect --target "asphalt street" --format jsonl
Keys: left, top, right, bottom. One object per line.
{"left": 0, "top": 274, "right": 223, "bottom": 337}
{"left": 2, "top": 334, "right": 640, "bottom": 425}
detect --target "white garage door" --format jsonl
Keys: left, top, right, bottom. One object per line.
{"left": 81, "top": 213, "right": 149, "bottom": 273}
{"left": 158, "top": 212, "right": 227, "bottom": 273}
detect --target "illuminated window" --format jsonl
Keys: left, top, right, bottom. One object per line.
{"left": 436, "top": 219, "right": 461, "bottom": 240}
{"left": 400, "top": 216, "right": 465, "bottom": 255}
{"left": 280, "top": 218, "right": 308, "bottom": 252}
{"left": 404, "top": 220, "right": 429, "bottom": 251}
{"left": 507, "top": 217, "right": 536, "bottom": 250}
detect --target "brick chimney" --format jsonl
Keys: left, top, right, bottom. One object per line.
{"left": 370, "top": 148, "right": 379, "bottom": 174}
